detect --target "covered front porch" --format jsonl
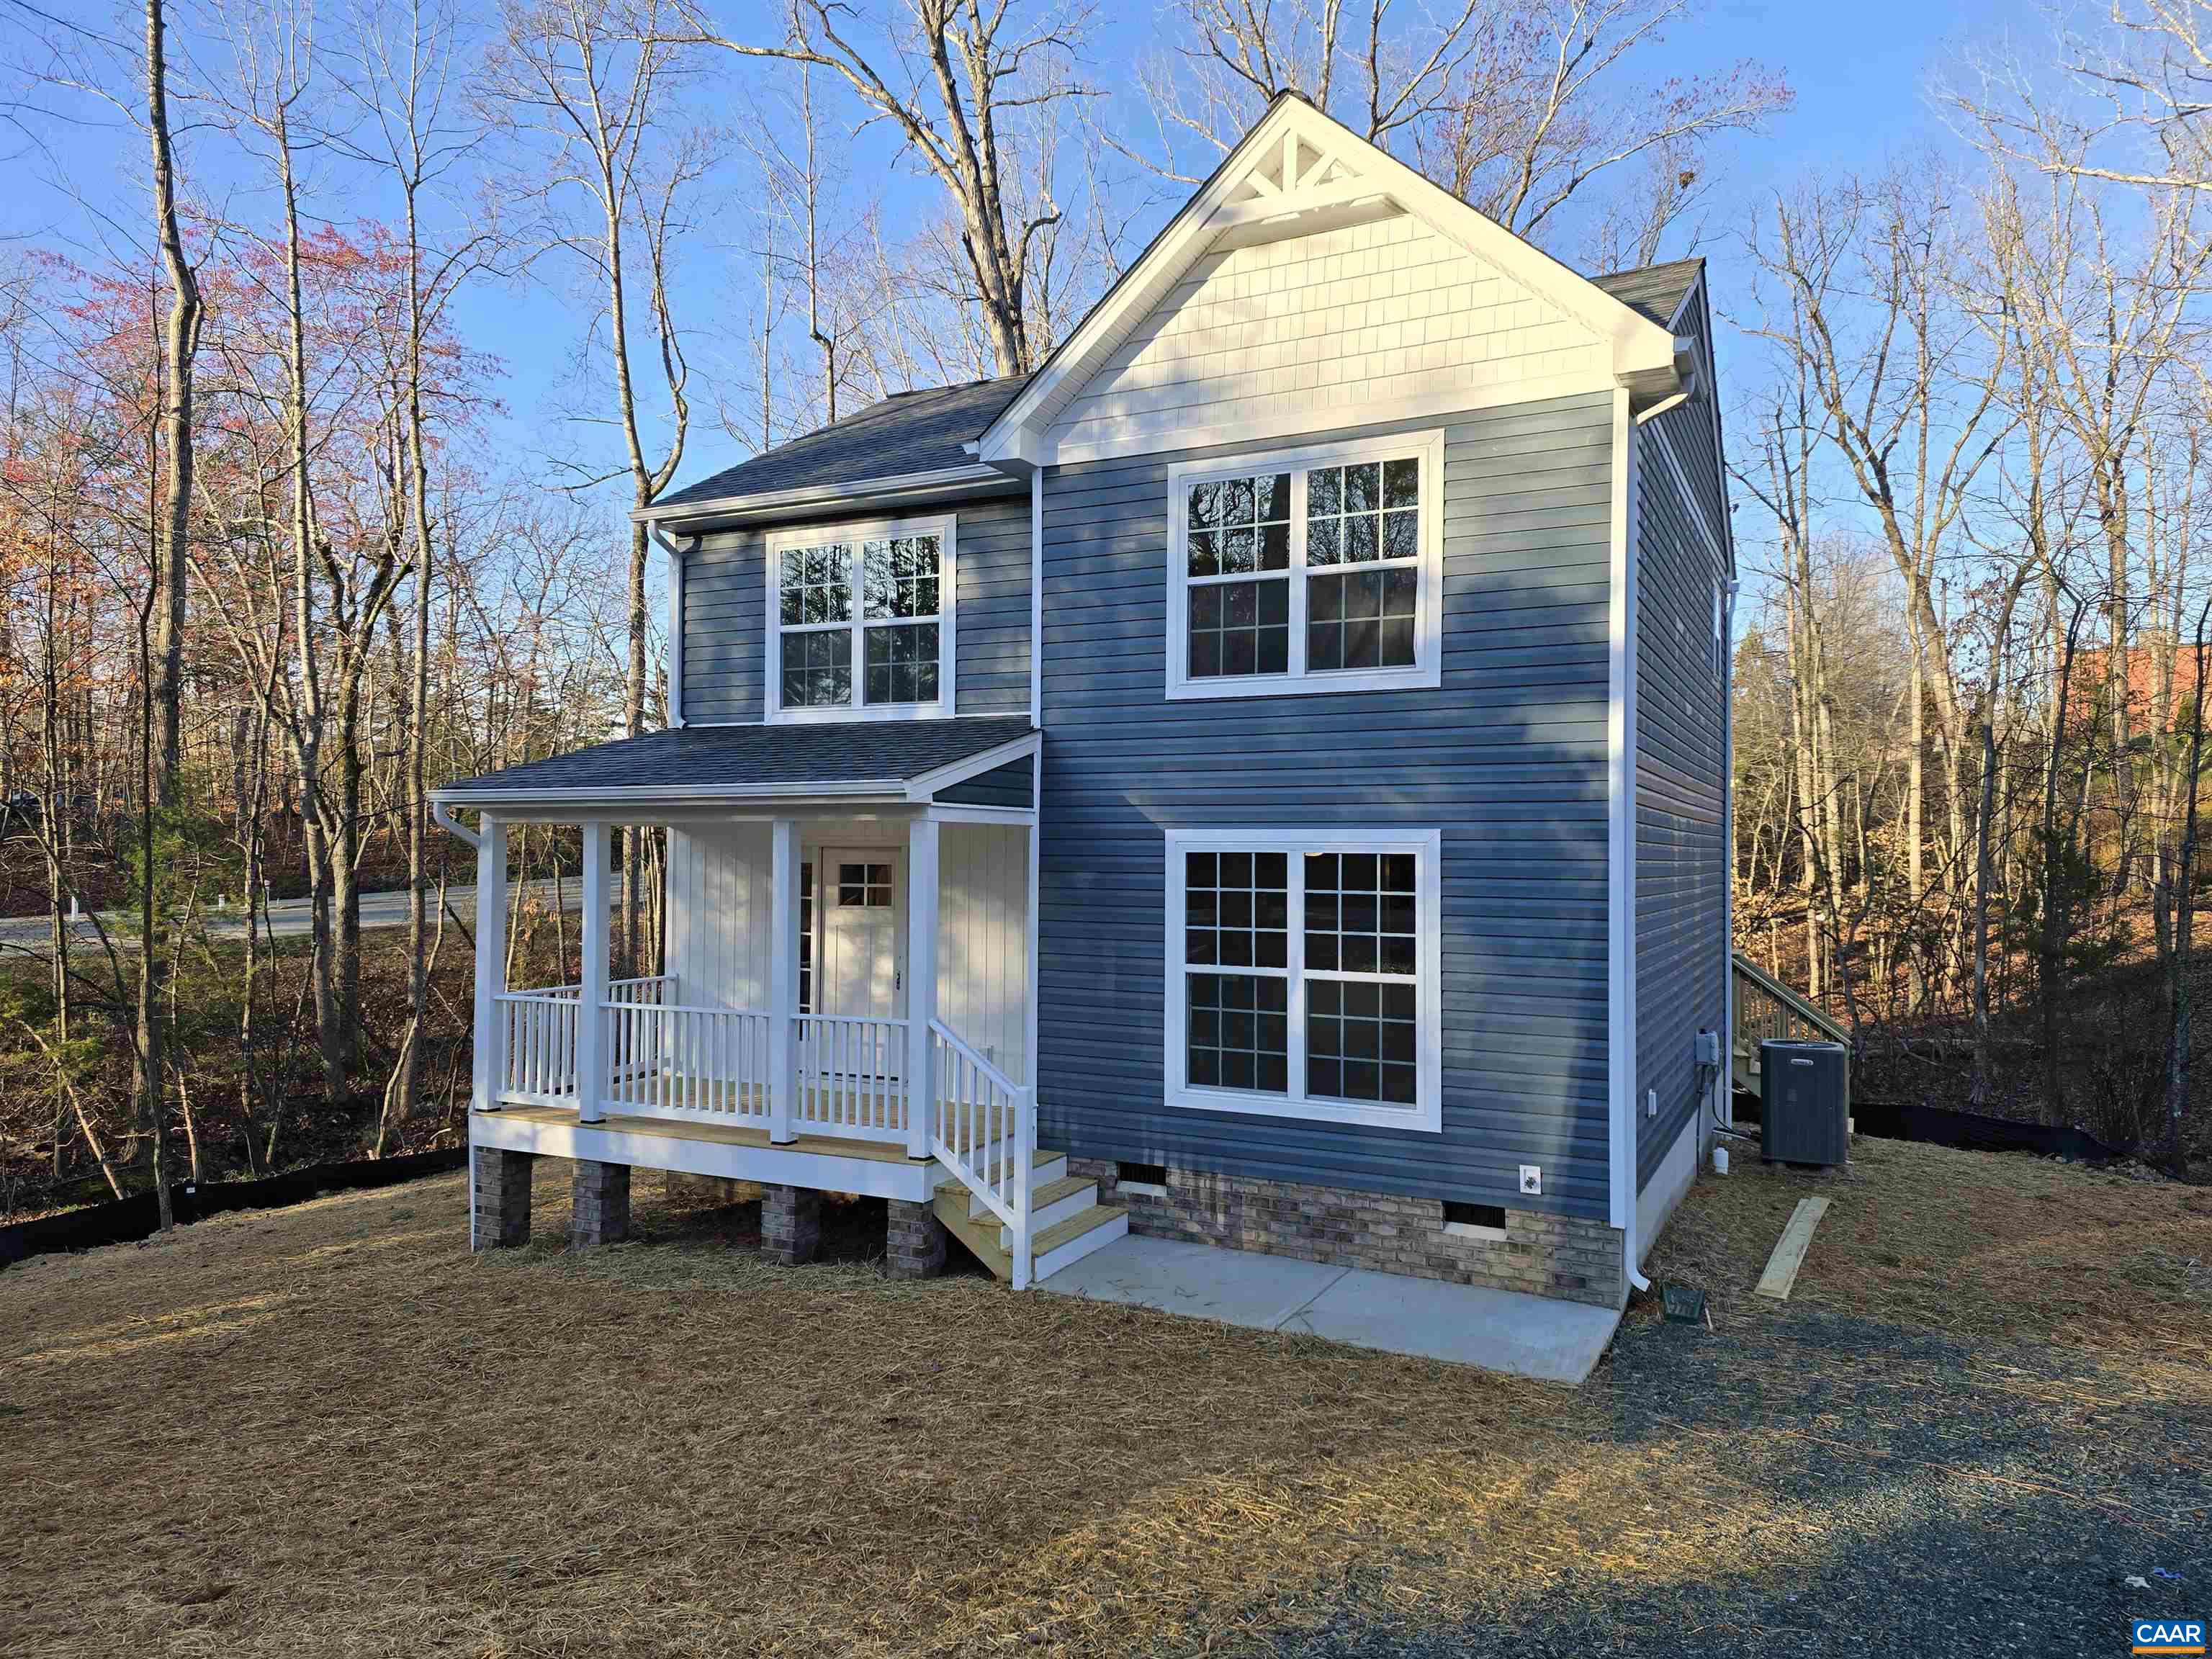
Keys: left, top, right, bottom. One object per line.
{"left": 435, "top": 719, "right": 1120, "bottom": 1288}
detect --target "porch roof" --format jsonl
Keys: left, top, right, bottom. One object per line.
{"left": 433, "top": 716, "right": 1038, "bottom": 811}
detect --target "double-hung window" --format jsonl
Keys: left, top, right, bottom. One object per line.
{"left": 1165, "top": 827, "right": 1442, "bottom": 1131}
{"left": 765, "top": 514, "right": 955, "bottom": 721}
{"left": 1166, "top": 431, "right": 1444, "bottom": 700}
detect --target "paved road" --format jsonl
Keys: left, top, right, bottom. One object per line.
{"left": 0, "top": 876, "right": 599, "bottom": 955}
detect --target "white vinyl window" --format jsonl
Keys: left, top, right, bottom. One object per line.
{"left": 1166, "top": 432, "right": 1445, "bottom": 701}
{"left": 764, "top": 513, "right": 956, "bottom": 721}
{"left": 1164, "top": 827, "right": 1442, "bottom": 1132}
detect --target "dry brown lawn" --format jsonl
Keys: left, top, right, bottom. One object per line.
{"left": 2, "top": 1142, "right": 2206, "bottom": 1657}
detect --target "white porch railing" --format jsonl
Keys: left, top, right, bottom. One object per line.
{"left": 930, "top": 1019, "right": 1034, "bottom": 1289}
{"left": 795, "top": 1015, "right": 910, "bottom": 1140}
{"left": 496, "top": 989, "right": 580, "bottom": 1105}
{"left": 602, "top": 1000, "right": 773, "bottom": 1123}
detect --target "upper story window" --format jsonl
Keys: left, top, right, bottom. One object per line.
{"left": 765, "top": 513, "right": 955, "bottom": 722}
{"left": 1166, "top": 431, "right": 1444, "bottom": 701}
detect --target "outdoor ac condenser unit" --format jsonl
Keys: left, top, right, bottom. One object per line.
{"left": 1758, "top": 1040, "right": 1849, "bottom": 1166}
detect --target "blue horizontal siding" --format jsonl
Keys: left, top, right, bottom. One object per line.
{"left": 680, "top": 490, "right": 1028, "bottom": 723}
{"left": 1634, "top": 418, "right": 1728, "bottom": 1189}
{"left": 936, "top": 756, "right": 1033, "bottom": 807}
{"left": 1036, "top": 392, "right": 1618, "bottom": 1222}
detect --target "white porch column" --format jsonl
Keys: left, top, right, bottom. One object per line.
{"left": 769, "top": 818, "right": 799, "bottom": 1143}
{"left": 577, "top": 821, "right": 610, "bottom": 1122}
{"left": 907, "top": 817, "right": 940, "bottom": 1159}
{"left": 471, "top": 816, "right": 508, "bottom": 1113}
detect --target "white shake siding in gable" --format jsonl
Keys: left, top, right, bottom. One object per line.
{"left": 1040, "top": 214, "right": 1614, "bottom": 462}
{"left": 678, "top": 490, "right": 1031, "bottom": 723}
{"left": 1035, "top": 393, "right": 1619, "bottom": 1222}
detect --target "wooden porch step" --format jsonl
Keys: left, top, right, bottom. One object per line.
{"left": 930, "top": 1152, "right": 1125, "bottom": 1285}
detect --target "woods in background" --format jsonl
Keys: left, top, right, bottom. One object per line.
{"left": 1731, "top": 10, "right": 2212, "bottom": 1164}
{"left": 1, "top": 0, "right": 2206, "bottom": 1220}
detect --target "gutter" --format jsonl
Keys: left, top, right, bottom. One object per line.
{"left": 626, "top": 462, "right": 1013, "bottom": 527}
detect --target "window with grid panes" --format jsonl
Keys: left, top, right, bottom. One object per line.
{"left": 770, "top": 517, "right": 950, "bottom": 716}
{"left": 1169, "top": 434, "right": 1440, "bottom": 698}
{"left": 1169, "top": 831, "right": 1437, "bottom": 1128}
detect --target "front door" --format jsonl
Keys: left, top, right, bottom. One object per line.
{"left": 817, "top": 848, "right": 904, "bottom": 1079}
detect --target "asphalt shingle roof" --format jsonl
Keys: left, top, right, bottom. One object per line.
{"left": 1591, "top": 257, "right": 1703, "bottom": 328}
{"left": 435, "top": 717, "right": 1035, "bottom": 801}
{"left": 653, "top": 377, "right": 1030, "bottom": 511}
{"left": 646, "top": 261, "right": 1699, "bottom": 513}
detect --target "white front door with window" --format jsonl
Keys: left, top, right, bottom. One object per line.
{"left": 816, "top": 849, "right": 905, "bottom": 1079}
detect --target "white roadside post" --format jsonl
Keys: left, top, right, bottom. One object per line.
{"left": 769, "top": 818, "right": 799, "bottom": 1143}
{"left": 471, "top": 815, "right": 508, "bottom": 1114}
{"left": 907, "top": 817, "right": 940, "bottom": 1159}
{"left": 577, "top": 822, "right": 610, "bottom": 1122}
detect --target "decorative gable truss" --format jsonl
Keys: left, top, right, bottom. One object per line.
{"left": 979, "top": 94, "right": 1693, "bottom": 469}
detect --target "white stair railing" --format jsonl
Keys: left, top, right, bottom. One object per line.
{"left": 928, "top": 1019, "right": 1033, "bottom": 1290}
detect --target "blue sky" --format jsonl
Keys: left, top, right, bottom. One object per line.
{"left": 0, "top": 0, "right": 2044, "bottom": 537}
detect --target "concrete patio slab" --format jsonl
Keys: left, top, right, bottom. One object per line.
{"left": 1039, "top": 1233, "right": 1349, "bottom": 1328}
{"left": 1038, "top": 1234, "right": 1620, "bottom": 1384}
{"left": 1282, "top": 1265, "right": 1622, "bottom": 1383}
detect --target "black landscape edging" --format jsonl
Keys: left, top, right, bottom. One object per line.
{"left": 0, "top": 1146, "right": 467, "bottom": 1270}
{"left": 1736, "top": 1087, "right": 2126, "bottom": 1164}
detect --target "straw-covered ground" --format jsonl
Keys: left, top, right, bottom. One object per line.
{"left": 3, "top": 1136, "right": 2207, "bottom": 1657}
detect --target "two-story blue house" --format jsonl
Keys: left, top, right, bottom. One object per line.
{"left": 437, "top": 93, "right": 1735, "bottom": 1309}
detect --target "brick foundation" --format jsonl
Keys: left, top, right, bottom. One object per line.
{"left": 472, "top": 1146, "right": 533, "bottom": 1249}
{"left": 1071, "top": 1159, "right": 1625, "bottom": 1308}
{"left": 570, "top": 1159, "right": 631, "bottom": 1248}
{"left": 762, "top": 1184, "right": 820, "bottom": 1265}
{"left": 885, "top": 1198, "right": 948, "bottom": 1279}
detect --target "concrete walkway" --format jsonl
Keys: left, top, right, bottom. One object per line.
{"left": 1038, "top": 1234, "right": 1622, "bottom": 1384}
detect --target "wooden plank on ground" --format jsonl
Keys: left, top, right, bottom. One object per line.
{"left": 1753, "top": 1196, "right": 1831, "bottom": 1301}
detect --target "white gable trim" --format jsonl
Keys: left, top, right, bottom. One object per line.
{"left": 978, "top": 94, "right": 1681, "bottom": 469}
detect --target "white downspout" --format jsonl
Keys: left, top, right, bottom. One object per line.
{"left": 431, "top": 799, "right": 479, "bottom": 850}
{"left": 1722, "top": 577, "right": 1739, "bottom": 1134}
{"left": 1610, "top": 390, "right": 1651, "bottom": 1296}
{"left": 648, "top": 518, "right": 688, "bottom": 728}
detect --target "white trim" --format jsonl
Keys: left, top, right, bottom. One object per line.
{"left": 469, "top": 817, "right": 507, "bottom": 1115}
{"left": 434, "top": 779, "right": 911, "bottom": 808}
{"left": 1606, "top": 386, "right": 1641, "bottom": 1240}
{"left": 1164, "top": 429, "right": 1446, "bottom": 702}
{"left": 658, "top": 528, "right": 688, "bottom": 729}
{"left": 1046, "top": 372, "right": 1616, "bottom": 469}
{"left": 976, "top": 96, "right": 1679, "bottom": 467}
{"left": 1647, "top": 415, "right": 1726, "bottom": 570}
{"left": 469, "top": 1109, "right": 938, "bottom": 1202}
{"left": 763, "top": 511, "right": 958, "bottom": 724}
{"left": 769, "top": 819, "right": 800, "bottom": 1143}
{"left": 1029, "top": 469, "right": 1043, "bottom": 727}
{"left": 925, "top": 803, "right": 1035, "bottom": 827}
{"left": 905, "top": 818, "right": 940, "bottom": 1158}
{"left": 577, "top": 822, "right": 610, "bottom": 1123}
{"left": 1025, "top": 747, "right": 1041, "bottom": 1118}
{"left": 902, "top": 729, "right": 1043, "bottom": 800}
{"left": 631, "top": 463, "right": 1006, "bottom": 526}
{"left": 1162, "top": 824, "right": 1442, "bottom": 1134}
{"left": 1672, "top": 266, "right": 1737, "bottom": 579}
